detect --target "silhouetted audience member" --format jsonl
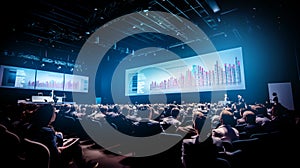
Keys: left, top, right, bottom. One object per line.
{"left": 181, "top": 111, "right": 220, "bottom": 168}
{"left": 176, "top": 110, "right": 204, "bottom": 139}
{"left": 270, "top": 103, "right": 292, "bottom": 131}
{"left": 101, "top": 105, "right": 134, "bottom": 136}
{"left": 132, "top": 105, "right": 163, "bottom": 137}
{"left": 251, "top": 104, "right": 272, "bottom": 131}
{"left": 236, "top": 110, "right": 262, "bottom": 136}
{"left": 25, "top": 103, "right": 97, "bottom": 168}
{"left": 212, "top": 110, "right": 239, "bottom": 147}
{"left": 211, "top": 114, "right": 221, "bottom": 129}
{"left": 271, "top": 102, "right": 288, "bottom": 120}
{"left": 159, "top": 104, "right": 177, "bottom": 119}
{"left": 161, "top": 107, "right": 182, "bottom": 133}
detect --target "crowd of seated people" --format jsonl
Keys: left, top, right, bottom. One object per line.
{"left": 0, "top": 96, "right": 299, "bottom": 168}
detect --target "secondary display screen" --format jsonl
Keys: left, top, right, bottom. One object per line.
{"left": 0, "top": 65, "right": 36, "bottom": 89}
{"left": 0, "top": 65, "right": 89, "bottom": 93}
{"left": 35, "top": 70, "right": 64, "bottom": 91}
{"left": 64, "top": 74, "right": 89, "bottom": 93}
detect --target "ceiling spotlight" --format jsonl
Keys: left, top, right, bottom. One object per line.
{"left": 206, "top": 0, "right": 220, "bottom": 13}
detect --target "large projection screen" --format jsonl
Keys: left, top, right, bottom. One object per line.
{"left": 125, "top": 47, "right": 245, "bottom": 96}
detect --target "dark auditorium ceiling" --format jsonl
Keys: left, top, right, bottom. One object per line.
{"left": 0, "top": 0, "right": 298, "bottom": 66}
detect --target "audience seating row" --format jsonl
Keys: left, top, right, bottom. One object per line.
{"left": 0, "top": 123, "right": 50, "bottom": 168}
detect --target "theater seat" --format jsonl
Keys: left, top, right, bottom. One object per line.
{"left": 23, "top": 138, "right": 50, "bottom": 168}
{"left": 230, "top": 138, "right": 259, "bottom": 167}
{"left": 0, "top": 124, "right": 23, "bottom": 167}
{"left": 215, "top": 157, "right": 231, "bottom": 168}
